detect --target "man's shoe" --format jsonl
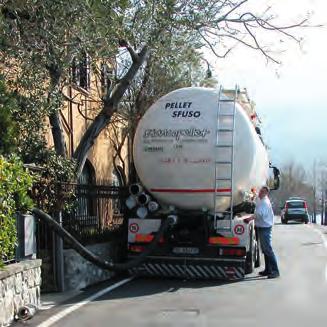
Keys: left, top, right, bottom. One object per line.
{"left": 267, "top": 272, "right": 280, "bottom": 279}
{"left": 258, "top": 270, "right": 269, "bottom": 276}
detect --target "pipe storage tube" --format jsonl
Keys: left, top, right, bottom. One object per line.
{"left": 129, "top": 183, "right": 143, "bottom": 196}
{"left": 137, "top": 193, "right": 151, "bottom": 206}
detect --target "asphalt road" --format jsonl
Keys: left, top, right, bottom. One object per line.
{"left": 20, "top": 219, "right": 327, "bottom": 327}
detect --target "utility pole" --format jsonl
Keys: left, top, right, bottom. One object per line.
{"left": 321, "top": 189, "right": 325, "bottom": 225}
{"left": 53, "top": 211, "right": 65, "bottom": 291}
{"left": 313, "top": 160, "right": 317, "bottom": 223}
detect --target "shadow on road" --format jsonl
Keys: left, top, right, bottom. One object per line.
{"left": 275, "top": 221, "right": 306, "bottom": 226}
{"left": 242, "top": 275, "right": 266, "bottom": 282}
{"left": 29, "top": 272, "right": 272, "bottom": 327}
{"left": 52, "top": 271, "right": 268, "bottom": 307}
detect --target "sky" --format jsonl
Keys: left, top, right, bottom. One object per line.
{"left": 211, "top": 0, "right": 327, "bottom": 173}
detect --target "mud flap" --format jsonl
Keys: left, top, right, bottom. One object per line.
{"left": 128, "top": 256, "right": 245, "bottom": 280}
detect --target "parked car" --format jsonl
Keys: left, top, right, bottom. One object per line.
{"left": 281, "top": 198, "right": 309, "bottom": 224}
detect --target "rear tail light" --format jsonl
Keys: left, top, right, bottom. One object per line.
{"left": 129, "top": 245, "right": 145, "bottom": 253}
{"left": 135, "top": 234, "right": 154, "bottom": 243}
{"left": 285, "top": 203, "right": 288, "bottom": 209}
{"left": 209, "top": 237, "right": 240, "bottom": 245}
{"left": 304, "top": 202, "right": 308, "bottom": 209}
{"left": 134, "top": 234, "right": 164, "bottom": 243}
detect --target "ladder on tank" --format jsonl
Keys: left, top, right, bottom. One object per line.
{"left": 213, "top": 86, "right": 238, "bottom": 232}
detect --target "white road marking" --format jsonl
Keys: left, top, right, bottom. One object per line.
{"left": 36, "top": 277, "right": 134, "bottom": 327}
{"left": 306, "top": 225, "right": 327, "bottom": 249}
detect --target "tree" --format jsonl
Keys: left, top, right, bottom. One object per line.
{"left": 0, "top": 0, "right": 310, "bottom": 179}
{"left": 313, "top": 161, "right": 327, "bottom": 225}
{"left": 1, "top": 0, "right": 126, "bottom": 156}
{"left": 270, "top": 161, "right": 315, "bottom": 213}
{"left": 117, "top": 28, "right": 206, "bottom": 181}
{"left": 0, "top": 75, "right": 18, "bottom": 155}
{"left": 73, "top": 0, "right": 310, "bottom": 176}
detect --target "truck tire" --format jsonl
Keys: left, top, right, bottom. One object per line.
{"left": 254, "top": 239, "right": 260, "bottom": 268}
{"left": 245, "top": 227, "right": 255, "bottom": 274}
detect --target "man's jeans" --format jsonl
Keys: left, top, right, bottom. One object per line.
{"left": 256, "top": 227, "right": 279, "bottom": 274}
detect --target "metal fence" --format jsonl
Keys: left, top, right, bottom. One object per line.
{"left": 34, "top": 183, "right": 128, "bottom": 291}
{"left": 62, "top": 183, "right": 128, "bottom": 244}
{"left": 2, "top": 256, "right": 16, "bottom": 265}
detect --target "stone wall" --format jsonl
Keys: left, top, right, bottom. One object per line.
{"left": 64, "top": 242, "right": 123, "bottom": 291}
{"left": 0, "top": 260, "right": 42, "bottom": 327}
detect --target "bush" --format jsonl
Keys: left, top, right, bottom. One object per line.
{"left": 0, "top": 155, "right": 34, "bottom": 267}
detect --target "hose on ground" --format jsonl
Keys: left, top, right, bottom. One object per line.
{"left": 32, "top": 208, "right": 173, "bottom": 272}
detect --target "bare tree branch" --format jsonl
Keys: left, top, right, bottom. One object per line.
{"left": 243, "top": 22, "right": 280, "bottom": 64}
{"left": 220, "top": 0, "right": 248, "bottom": 22}
{"left": 198, "top": 30, "right": 232, "bottom": 58}
{"left": 77, "top": 103, "right": 94, "bottom": 122}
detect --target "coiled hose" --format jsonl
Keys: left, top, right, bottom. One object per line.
{"left": 32, "top": 208, "right": 173, "bottom": 272}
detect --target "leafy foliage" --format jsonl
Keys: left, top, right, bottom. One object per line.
{"left": 31, "top": 153, "right": 77, "bottom": 212}
{"left": 0, "top": 74, "right": 76, "bottom": 212}
{"left": 0, "top": 75, "right": 19, "bottom": 155}
{"left": 0, "top": 0, "right": 311, "bottom": 178}
{"left": 0, "top": 77, "right": 76, "bottom": 213}
{"left": 0, "top": 155, "right": 34, "bottom": 267}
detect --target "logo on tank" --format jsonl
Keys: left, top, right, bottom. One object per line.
{"left": 164, "top": 101, "right": 201, "bottom": 118}
{"left": 143, "top": 127, "right": 210, "bottom": 141}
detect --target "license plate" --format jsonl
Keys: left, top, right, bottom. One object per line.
{"left": 172, "top": 247, "right": 200, "bottom": 255}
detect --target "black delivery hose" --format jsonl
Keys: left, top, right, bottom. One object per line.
{"left": 32, "top": 208, "right": 173, "bottom": 272}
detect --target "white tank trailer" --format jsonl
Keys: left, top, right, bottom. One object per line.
{"left": 133, "top": 87, "right": 269, "bottom": 212}
{"left": 127, "top": 87, "right": 279, "bottom": 280}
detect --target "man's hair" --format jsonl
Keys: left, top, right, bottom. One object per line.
{"left": 261, "top": 186, "right": 270, "bottom": 193}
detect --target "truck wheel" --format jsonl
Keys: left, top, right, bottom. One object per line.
{"left": 245, "top": 247, "right": 254, "bottom": 274}
{"left": 254, "top": 239, "right": 261, "bottom": 268}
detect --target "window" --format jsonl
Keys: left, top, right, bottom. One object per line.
{"left": 72, "top": 52, "right": 90, "bottom": 90}
{"left": 100, "top": 63, "right": 112, "bottom": 96}
{"left": 286, "top": 201, "right": 306, "bottom": 209}
{"left": 76, "top": 160, "right": 95, "bottom": 218}
{"left": 78, "top": 160, "right": 95, "bottom": 185}
{"left": 112, "top": 167, "right": 124, "bottom": 214}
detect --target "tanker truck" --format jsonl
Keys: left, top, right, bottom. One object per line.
{"left": 125, "top": 86, "right": 280, "bottom": 280}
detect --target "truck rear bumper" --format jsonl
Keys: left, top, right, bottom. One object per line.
{"left": 284, "top": 214, "right": 308, "bottom": 221}
{"left": 128, "top": 255, "right": 245, "bottom": 280}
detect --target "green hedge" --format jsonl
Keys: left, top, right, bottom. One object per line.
{"left": 0, "top": 155, "right": 33, "bottom": 267}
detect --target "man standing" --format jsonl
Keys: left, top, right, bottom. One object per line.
{"left": 254, "top": 186, "right": 280, "bottom": 279}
